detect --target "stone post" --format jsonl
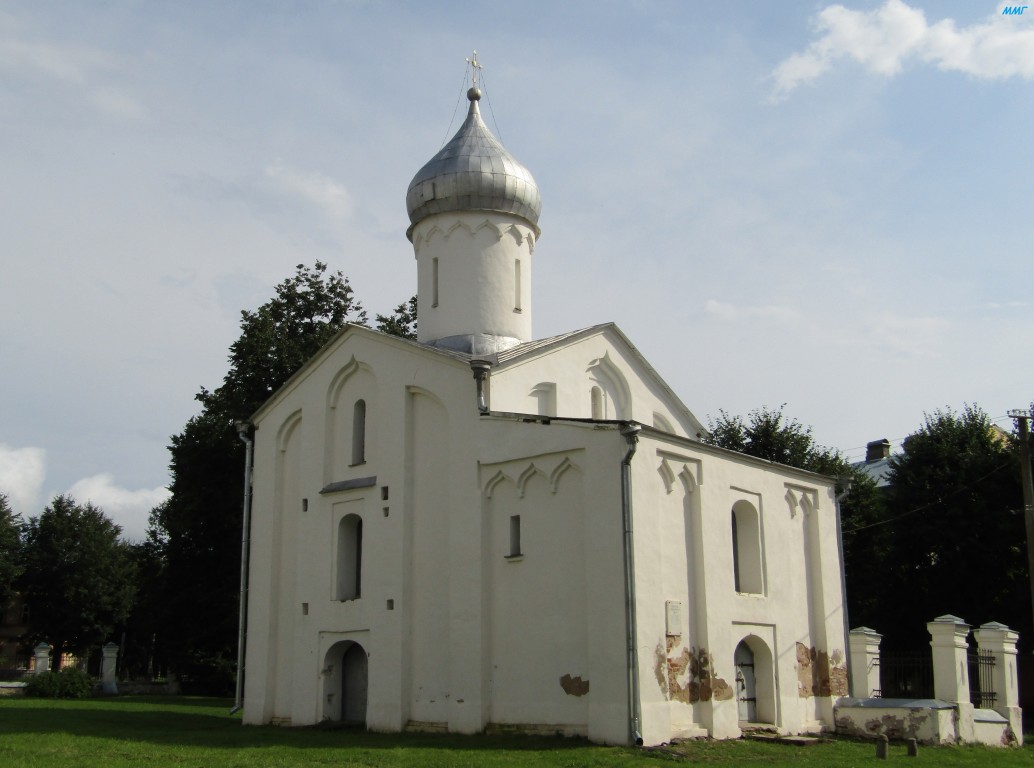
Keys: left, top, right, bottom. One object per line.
{"left": 32, "top": 643, "right": 51, "bottom": 674}
{"left": 973, "top": 621, "right": 1023, "bottom": 745}
{"left": 848, "top": 627, "right": 882, "bottom": 698}
{"left": 100, "top": 642, "right": 119, "bottom": 695}
{"left": 927, "top": 615, "right": 973, "bottom": 742}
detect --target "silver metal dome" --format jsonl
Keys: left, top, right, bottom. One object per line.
{"left": 406, "top": 88, "right": 541, "bottom": 240}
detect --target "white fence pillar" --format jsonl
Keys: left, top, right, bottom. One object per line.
{"left": 927, "top": 614, "right": 974, "bottom": 742}
{"left": 973, "top": 621, "right": 1023, "bottom": 745}
{"left": 100, "top": 643, "right": 119, "bottom": 695}
{"left": 848, "top": 626, "right": 882, "bottom": 698}
{"left": 32, "top": 643, "right": 51, "bottom": 674}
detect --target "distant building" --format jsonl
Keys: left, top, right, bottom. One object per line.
{"left": 241, "top": 81, "right": 848, "bottom": 745}
{"left": 854, "top": 438, "right": 893, "bottom": 488}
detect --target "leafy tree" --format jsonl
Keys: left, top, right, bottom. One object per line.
{"left": 0, "top": 493, "right": 22, "bottom": 612}
{"left": 835, "top": 469, "right": 888, "bottom": 634}
{"left": 118, "top": 510, "right": 169, "bottom": 680}
{"left": 18, "top": 496, "right": 137, "bottom": 666}
{"left": 153, "top": 262, "right": 386, "bottom": 690}
{"left": 863, "top": 406, "right": 1027, "bottom": 648}
{"left": 706, "top": 405, "right": 847, "bottom": 476}
{"left": 376, "top": 295, "right": 418, "bottom": 340}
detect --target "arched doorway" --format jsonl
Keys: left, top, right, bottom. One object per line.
{"left": 323, "top": 640, "right": 368, "bottom": 725}
{"left": 735, "top": 636, "right": 776, "bottom": 725}
{"left": 734, "top": 641, "right": 757, "bottom": 722}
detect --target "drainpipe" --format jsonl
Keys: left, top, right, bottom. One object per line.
{"left": 834, "top": 476, "right": 852, "bottom": 697}
{"left": 469, "top": 360, "right": 491, "bottom": 413}
{"left": 231, "top": 420, "right": 254, "bottom": 715}
{"left": 620, "top": 423, "right": 644, "bottom": 746}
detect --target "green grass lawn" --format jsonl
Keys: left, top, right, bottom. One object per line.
{"left": 0, "top": 695, "right": 1030, "bottom": 767}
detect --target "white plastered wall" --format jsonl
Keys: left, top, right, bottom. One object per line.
{"left": 244, "top": 329, "right": 631, "bottom": 742}
{"left": 412, "top": 212, "right": 536, "bottom": 346}
{"left": 630, "top": 432, "right": 846, "bottom": 744}
{"left": 242, "top": 327, "right": 847, "bottom": 746}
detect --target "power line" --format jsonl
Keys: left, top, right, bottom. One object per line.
{"left": 842, "top": 458, "right": 1014, "bottom": 535}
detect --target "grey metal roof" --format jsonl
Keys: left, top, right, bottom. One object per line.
{"left": 406, "top": 87, "right": 541, "bottom": 239}
{"left": 851, "top": 457, "right": 893, "bottom": 487}
{"left": 493, "top": 324, "right": 614, "bottom": 364}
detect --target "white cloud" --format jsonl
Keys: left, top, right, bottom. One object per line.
{"left": 0, "top": 27, "right": 147, "bottom": 120}
{"left": 265, "top": 161, "right": 354, "bottom": 225}
{"left": 0, "top": 443, "right": 46, "bottom": 517}
{"left": 855, "top": 310, "right": 949, "bottom": 358}
{"left": 66, "top": 474, "right": 170, "bottom": 543}
{"left": 771, "top": 1, "right": 1034, "bottom": 98}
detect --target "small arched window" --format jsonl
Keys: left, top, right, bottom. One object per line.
{"left": 590, "top": 386, "right": 603, "bottom": 420}
{"left": 432, "top": 257, "right": 440, "bottom": 307}
{"left": 351, "top": 399, "right": 366, "bottom": 465}
{"left": 731, "top": 501, "right": 763, "bottom": 594}
{"left": 514, "top": 258, "right": 522, "bottom": 311}
{"left": 337, "top": 514, "right": 363, "bottom": 601}
{"left": 509, "top": 515, "right": 522, "bottom": 557}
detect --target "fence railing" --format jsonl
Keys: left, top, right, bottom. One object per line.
{"left": 968, "top": 650, "right": 997, "bottom": 709}
{"left": 873, "top": 652, "right": 934, "bottom": 699}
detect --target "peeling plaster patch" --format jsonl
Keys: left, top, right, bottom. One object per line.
{"left": 836, "top": 711, "right": 932, "bottom": 742}
{"left": 828, "top": 649, "right": 848, "bottom": 696}
{"left": 559, "top": 674, "right": 589, "bottom": 696}
{"left": 667, "top": 647, "right": 692, "bottom": 704}
{"left": 796, "top": 642, "right": 848, "bottom": 698}
{"left": 654, "top": 642, "right": 669, "bottom": 696}
{"left": 655, "top": 641, "right": 732, "bottom": 703}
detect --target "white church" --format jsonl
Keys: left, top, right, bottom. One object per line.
{"left": 241, "top": 71, "right": 848, "bottom": 746}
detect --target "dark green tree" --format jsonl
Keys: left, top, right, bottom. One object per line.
{"left": 18, "top": 495, "right": 137, "bottom": 666}
{"left": 154, "top": 262, "right": 412, "bottom": 690}
{"left": 706, "top": 405, "right": 847, "bottom": 476}
{"left": 375, "top": 295, "right": 417, "bottom": 340}
{"left": 118, "top": 507, "right": 169, "bottom": 680}
{"left": 868, "top": 406, "right": 1026, "bottom": 648}
{"left": 0, "top": 493, "right": 21, "bottom": 613}
{"left": 834, "top": 469, "right": 888, "bottom": 634}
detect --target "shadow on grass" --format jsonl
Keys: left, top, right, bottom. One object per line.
{"left": 0, "top": 696, "right": 594, "bottom": 753}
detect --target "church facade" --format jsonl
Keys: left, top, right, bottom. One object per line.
{"left": 241, "top": 80, "right": 848, "bottom": 745}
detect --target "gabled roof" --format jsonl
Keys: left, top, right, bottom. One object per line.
{"left": 491, "top": 322, "right": 708, "bottom": 439}
{"left": 249, "top": 323, "right": 472, "bottom": 423}
{"left": 250, "top": 321, "right": 707, "bottom": 440}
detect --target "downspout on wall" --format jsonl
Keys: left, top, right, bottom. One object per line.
{"left": 620, "top": 423, "right": 644, "bottom": 746}
{"left": 231, "top": 420, "right": 254, "bottom": 715}
{"left": 470, "top": 359, "right": 491, "bottom": 413}
{"left": 834, "top": 476, "right": 852, "bottom": 696}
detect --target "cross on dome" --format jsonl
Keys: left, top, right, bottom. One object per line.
{"left": 466, "top": 50, "right": 482, "bottom": 90}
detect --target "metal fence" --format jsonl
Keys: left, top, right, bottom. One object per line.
{"left": 968, "top": 650, "right": 997, "bottom": 709}
{"left": 873, "top": 652, "right": 934, "bottom": 699}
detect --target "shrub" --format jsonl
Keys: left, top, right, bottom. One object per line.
{"left": 24, "top": 668, "right": 94, "bottom": 699}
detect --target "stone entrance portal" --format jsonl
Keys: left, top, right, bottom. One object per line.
{"left": 735, "top": 641, "right": 757, "bottom": 722}
{"left": 323, "top": 640, "right": 368, "bottom": 724}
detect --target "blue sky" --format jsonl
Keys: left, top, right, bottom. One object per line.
{"left": 2, "top": 0, "right": 1032, "bottom": 540}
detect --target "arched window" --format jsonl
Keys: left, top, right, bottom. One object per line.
{"left": 731, "top": 511, "right": 741, "bottom": 592}
{"left": 590, "top": 386, "right": 603, "bottom": 420}
{"left": 514, "top": 258, "right": 522, "bottom": 311}
{"left": 432, "top": 257, "right": 440, "bottom": 307}
{"left": 509, "top": 515, "right": 522, "bottom": 557}
{"left": 731, "top": 501, "right": 763, "bottom": 594}
{"left": 337, "top": 514, "right": 363, "bottom": 600}
{"left": 351, "top": 399, "right": 366, "bottom": 465}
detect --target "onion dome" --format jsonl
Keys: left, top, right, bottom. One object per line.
{"left": 406, "top": 87, "right": 541, "bottom": 240}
